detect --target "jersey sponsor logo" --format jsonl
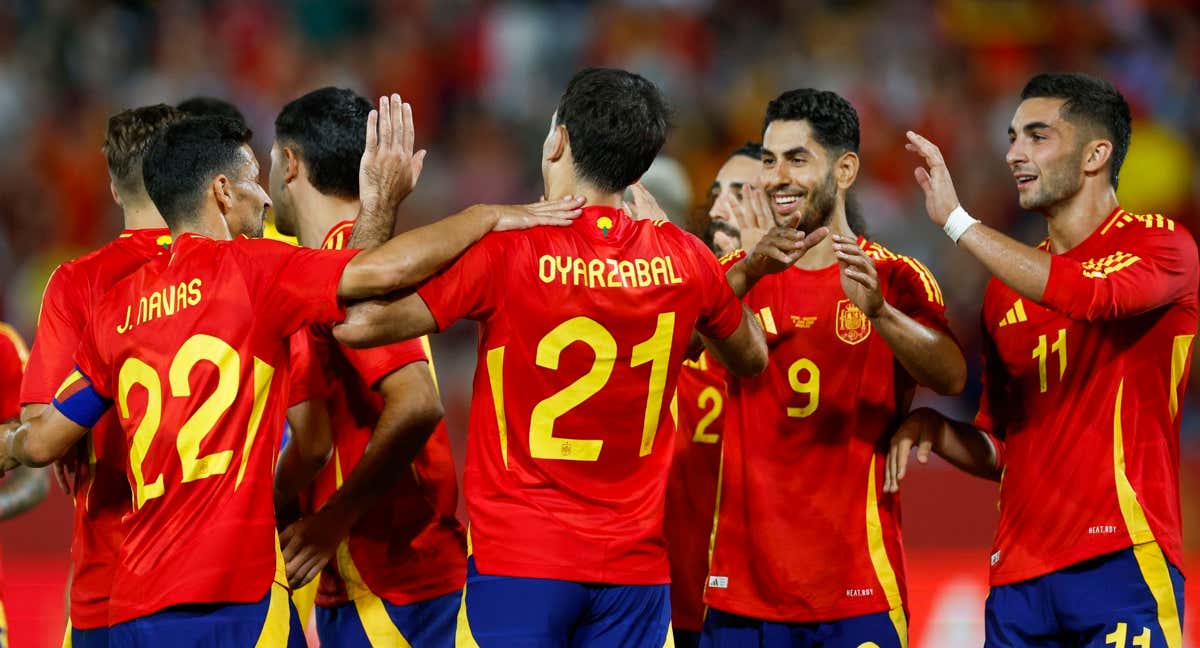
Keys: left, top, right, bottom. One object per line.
{"left": 1088, "top": 524, "right": 1119, "bottom": 535}
{"left": 990, "top": 550, "right": 1001, "bottom": 566}
{"left": 998, "top": 299, "right": 1028, "bottom": 327}
{"left": 754, "top": 307, "right": 777, "bottom": 335}
{"left": 116, "top": 278, "right": 203, "bottom": 334}
{"left": 537, "top": 254, "right": 684, "bottom": 289}
{"left": 835, "top": 299, "right": 871, "bottom": 345}
{"left": 597, "top": 216, "right": 613, "bottom": 235}
{"left": 790, "top": 315, "right": 817, "bottom": 329}
{"left": 845, "top": 587, "right": 875, "bottom": 598}
{"left": 707, "top": 575, "right": 729, "bottom": 589}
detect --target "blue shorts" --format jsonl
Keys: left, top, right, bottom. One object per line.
{"left": 108, "top": 583, "right": 305, "bottom": 647}
{"left": 315, "top": 589, "right": 460, "bottom": 647}
{"left": 985, "top": 542, "right": 1185, "bottom": 648}
{"left": 66, "top": 625, "right": 109, "bottom": 648}
{"left": 674, "top": 627, "right": 702, "bottom": 648}
{"left": 700, "top": 606, "right": 907, "bottom": 648}
{"left": 457, "top": 557, "right": 672, "bottom": 647}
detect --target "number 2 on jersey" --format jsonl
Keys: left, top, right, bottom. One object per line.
{"left": 119, "top": 334, "right": 274, "bottom": 509}
{"left": 527, "top": 313, "right": 674, "bottom": 461}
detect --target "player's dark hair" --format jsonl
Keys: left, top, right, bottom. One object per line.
{"left": 1020, "top": 73, "right": 1131, "bottom": 188}
{"left": 103, "top": 104, "right": 187, "bottom": 197}
{"left": 177, "top": 96, "right": 248, "bottom": 128}
{"left": 274, "top": 87, "right": 371, "bottom": 199}
{"left": 731, "top": 141, "right": 762, "bottom": 161}
{"left": 763, "top": 89, "right": 860, "bottom": 155}
{"left": 143, "top": 116, "right": 253, "bottom": 228}
{"left": 555, "top": 68, "right": 670, "bottom": 194}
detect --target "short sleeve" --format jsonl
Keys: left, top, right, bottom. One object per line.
{"left": 415, "top": 234, "right": 502, "bottom": 331}
{"left": 888, "top": 256, "right": 952, "bottom": 335}
{"left": 234, "top": 239, "right": 360, "bottom": 338}
{"left": 339, "top": 337, "right": 429, "bottom": 390}
{"left": 72, "top": 319, "right": 113, "bottom": 400}
{"left": 688, "top": 238, "right": 744, "bottom": 340}
{"left": 287, "top": 330, "right": 325, "bottom": 407}
{"left": 717, "top": 248, "right": 747, "bottom": 272}
{"left": 21, "top": 265, "right": 85, "bottom": 405}
{"left": 973, "top": 318, "right": 1007, "bottom": 439}
{"left": 0, "top": 326, "right": 26, "bottom": 420}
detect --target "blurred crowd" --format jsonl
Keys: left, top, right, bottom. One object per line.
{"left": 1, "top": 0, "right": 1198, "bottom": 436}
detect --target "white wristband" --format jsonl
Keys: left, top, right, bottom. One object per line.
{"left": 942, "top": 206, "right": 979, "bottom": 244}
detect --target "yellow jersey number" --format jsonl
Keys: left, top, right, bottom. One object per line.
{"left": 786, "top": 357, "right": 820, "bottom": 418}
{"left": 1032, "top": 328, "right": 1067, "bottom": 393}
{"left": 118, "top": 333, "right": 274, "bottom": 509}
{"left": 527, "top": 313, "right": 675, "bottom": 461}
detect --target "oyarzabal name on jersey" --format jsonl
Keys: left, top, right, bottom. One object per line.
{"left": 117, "top": 278, "right": 203, "bottom": 334}
{"left": 538, "top": 255, "right": 683, "bottom": 289}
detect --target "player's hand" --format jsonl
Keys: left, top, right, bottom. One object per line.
{"left": 490, "top": 195, "right": 586, "bottom": 232}
{"left": 0, "top": 423, "right": 20, "bottom": 477}
{"left": 884, "top": 408, "right": 944, "bottom": 493}
{"left": 51, "top": 441, "right": 88, "bottom": 496}
{"left": 744, "top": 213, "right": 828, "bottom": 279}
{"left": 729, "top": 184, "right": 775, "bottom": 254}
{"left": 905, "top": 131, "right": 961, "bottom": 227}
{"left": 832, "top": 234, "right": 884, "bottom": 318}
{"left": 622, "top": 182, "right": 668, "bottom": 222}
{"left": 358, "top": 94, "right": 427, "bottom": 220}
{"left": 279, "top": 511, "right": 350, "bottom": 589}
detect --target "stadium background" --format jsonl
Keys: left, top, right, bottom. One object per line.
{"left": 0, "top": 1, "right": 1198, "bottom": 645}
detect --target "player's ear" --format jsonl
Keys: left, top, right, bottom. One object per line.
{"left": 835, "top": 151, "right": 860, "bottom": 191}
{"left": 212, "top": 175, "right": 235, "bottom": 214}
{"left": 544, "top": 124, "right": 568, "bottom": 164}
{"left": 282, "top": 146, "right": 301, "bottom": 185}
{"left": 109, "top": 181, "right": 122, "bottom": 207}
{"left": 1082, "top": 138, "right": 1112, "bottom": 178}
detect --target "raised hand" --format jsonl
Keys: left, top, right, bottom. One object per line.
{"left": 491, "top": 195, "right": 586, "bottom": 232}
{"left": 832, "top": 234, "right": 884, "bottom": 318}
{"left": 884, "top": 408, "right": 943, "bottom": 493}
{"left": 730, "top": 184, "right": 775, "bottom": 254}
{"left": 623, "top": 182, "right": 668, "bottom": 222}
{"left": 905, "top": 131, "right": 961, "bottom": 227}
{"left": 744, "top": 212, "right": 829, "bottom": 279}
{"left": 351, "top": 94, "right": 427, "bottom": 249}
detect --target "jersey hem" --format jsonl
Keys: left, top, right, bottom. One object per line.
{"left": 703, "top": 595, "right": 895, "bottom": 624}
{"left": 473, "top": 556, "right": 670, "bottom": 586}
{"left": 988, "top": 537, "right": 1179, "bottom": 586}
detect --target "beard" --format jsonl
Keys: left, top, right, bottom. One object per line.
{"left": 794, "top": 168, "right": 838, "bottom": 233}
{"left": 1019, "top": 147, "right": 1086, "bottom": 211}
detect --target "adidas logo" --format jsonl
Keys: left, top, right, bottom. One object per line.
{"left": 998, "top": 300, "right": 1028, "bottom": 327}
{"left": 754, "top": 307, "right": 778, "bottom": 335}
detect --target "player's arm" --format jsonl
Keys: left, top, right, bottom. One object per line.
{"left": 884, "top": 407, "right": 1003, "bottom": 492}
{"left": 701, "top": 306, "right": 769, "bottom": 377}
{"left": 280, "top": 362, "right": 443, "bottom": 588}
{"left": 332, "top": 291, "right": 436, "bottom": 349}
{"left": 274, "top": 397, "right": 333, "bottom": 529}
{"left": 906, "top": 131, "right": 1197, "bottom": 320}
{"left": 1, "top": 405, "right": 92, "bottom": 472}
{"left": 831, "top": 234, "right": 966, "bottom": 395}
{"left": 0, "top": 465, "right": 48, "bottom": 520}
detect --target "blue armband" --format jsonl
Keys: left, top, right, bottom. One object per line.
{"left": 52, "top": 367, "right": 111, "bottom": 428}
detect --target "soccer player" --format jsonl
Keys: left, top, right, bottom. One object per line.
{"left": 704, "top": 142, "right": 764, "bottom": 255}
{"left": 702, "top": 89, "right": 966, "bottom": 648}
{"left": 0, "top": 97, "right": 582, "bottom": 644}
{"left": 892, "top": 73, "right": 1197, "bottom": 646}
{"left": 18, "top": 104, "right": 183, "bottom": 648}
{"left": 269, "top": 86, "right": 466, "bottom": 646}
{"left": 0, "top": 322, "right": 46, "bottom": 648}
{"left": 329, "top": 68, "right": 775, "bottom": 647}
{"left": 660, "top": 141, "right": 763, "bottom": 648}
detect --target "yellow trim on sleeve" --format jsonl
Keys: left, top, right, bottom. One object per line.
{"left": 865, "top": 457, "right": 908, "bottom": 648}
{"left": 1168, "top": 335, "right": 1194, "bottom": 420}
{"left": 485, "top": 347, "right": 509, "bottom": 468}
{"left": 253, "top": 583, "right": 293, "bottom": 648}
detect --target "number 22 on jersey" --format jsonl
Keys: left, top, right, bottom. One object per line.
{"left": 118, "top": 333, "right": 274, "bottom": 508}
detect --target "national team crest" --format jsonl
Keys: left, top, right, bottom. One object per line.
{"left": 835, "top": 299, "right": 871, "bottom": 345}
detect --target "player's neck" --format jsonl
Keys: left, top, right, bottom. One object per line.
{"left": 794, "top": 204, "right": 853, "bottom": 270}
{"left": 1042, "top": 184, "right": 1119, "bottom": 253}
{"left": 121, "top": 201, "right": 168, "bottom": 231}
{"left": 546, "top": 180, "right": 622, "bottom": 210}
{"left": 294, "top": 191, "right": 359, "bottom": 249}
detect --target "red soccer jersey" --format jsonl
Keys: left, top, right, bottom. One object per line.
{"left": 70, "top": 233, "right": 357, "bottom": 624}
{"left": 706, "top": 239, "right": 951, "bottom": 623}
{"left": 303, "top": 220, "right": 466, "bottom": 608}
{"left": 415, "top": 206, "right": 744, "bottom": 584}
{"left": 0, "top": 322, "right": 27, "bottom": 421}
{"left": 663, "top": 350, "right": 726, "bottom": 631}
{"left": 977, "top": 208, "right": 1199, "bottom": 586}
{"left": 19, "top": 228, "right": 169, "bottom": 628}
